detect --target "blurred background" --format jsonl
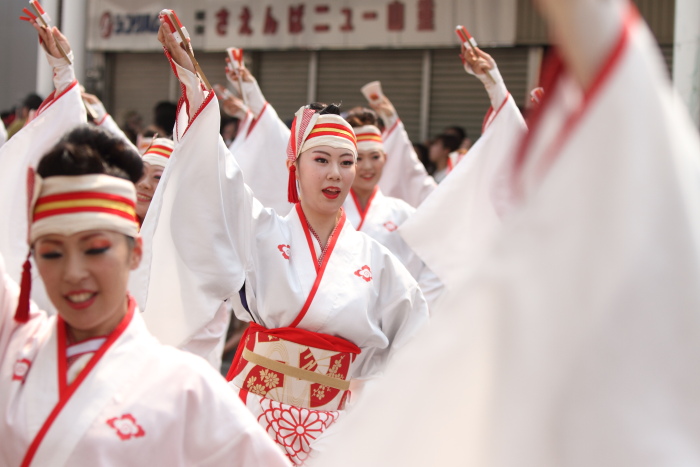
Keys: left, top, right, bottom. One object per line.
{"left": 0, "top": 0, "right": 696, "bottom": 143}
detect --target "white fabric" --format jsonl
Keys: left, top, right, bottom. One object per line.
{"left": 0, "top": 78, "right": 85, "bottom": 314}
{"left": 132, "top": 93, "right": 429, "bottom": 381}
{"left": 0, "top": 120, "right": 7, "bottom": 149}
{"left": 180, "top": 301, "right": 231, "bottom": 370}
{"left": 228, "top": 111, "right": 253, "bottom": 155}
{"left": 45, "top": 50, "right": 75, "bottom": 95}
{"left": 463, "top": 55, "right": 509, "bottom": 114}
{"left": 309, "top": 12, "right": 700, "bottom": 466}
{"left": 343, "top": 189, "right": 443, "bottom": 309}
{"left": 354, "top": 125, "right": 384, "bottom": 152}
{"left": 399, "top": 93, "right": 526, "bottom": 290}
{"left": 380, "top": 119, "right": 436, "bottom": 207}
{"left": 0, "top": 258, "right": 288, "bottom": 466}
{"left": 231, "top": 104, "right": 292, "bottom": 216}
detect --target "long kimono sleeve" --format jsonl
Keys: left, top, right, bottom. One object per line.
{"left": 133, "top": 88, "right": 278, "bottom": 347}
{"left": 380, "top": 119, "right": 437, "bottom": 208}
{"left": 0, "top": 58, "right": 85, "bottom": 297}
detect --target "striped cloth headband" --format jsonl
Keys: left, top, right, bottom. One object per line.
{"left": 353, "top": 125, "right": 384, "bottom": 152}
{"left": 286, "top": 106, "right": 358, "bottom": 203}
{"left": 142, "top": 138, "right": 175, "bottom": 168}
{"left": 15, "top": 172, "right": 140, "bottom": 324}
{"left": 30, "top": 174, "right": 139, "bottom": 243}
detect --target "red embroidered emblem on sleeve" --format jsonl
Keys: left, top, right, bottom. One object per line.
{"left": 12, "top": 359, "right": 31, "bottom": 382}
{"left": 106, "top": 414, "right": 146, "bottom": 440}
{"left": 354, "top": 265, "right": 372, "bottom": 282}
{"left": 383, "top": 221, "right": 398, "bottom": 232}
{"left": 278, "top": 244, "right": 291, "bottom": 260}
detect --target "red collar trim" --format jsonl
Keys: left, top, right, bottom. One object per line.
{"left": 22, "top": 296, "right": 136, "bottom": 467}
{"left": 511, "top": 5, "right": 638, "bottom": 198}
{"left": 350, "top": 185, "right": 379, "bottom": 231}
{"left": 290, "top": 205, "right": 346, "bottom": 328}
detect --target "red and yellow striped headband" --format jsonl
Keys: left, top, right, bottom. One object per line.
{"left": 142, "top": 138, "right": 175, "bottom": 168}
{"left": 354, "top": 125, "right": 384, "bottom": 152}
{"left": 30, "top": 174, "right": 139, "bottom": 243}
{"left": 291, "top": 112, "right": 357, "bottom": 161}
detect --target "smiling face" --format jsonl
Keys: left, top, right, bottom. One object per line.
{"left": 134, "top": 162, "right": 163, "bottom": 220}
{"left": 294, "top": 145, "right": 356, "bottom": 217}
{"left": 352, "top": 148, "right": 386, "bottom": 195}
{"left": 34, "top": 230, "right": 142, "bottom": 342}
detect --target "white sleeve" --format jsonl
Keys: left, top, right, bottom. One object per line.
{"left": 240, "top": 79, "right": 267, "bottom": 119}
{"left": 352, "top": 254, "right": 429, "bottom": 379}
{"left": 45, "top": 50, "right": 76, "bottom": 94}
{"left": 464, "top": 58, "right": 509, "bottom": 111}
{"left": 135, "top": 94, "right": 280, "bottom": 346}
{"left": 380, "top": 120, "right": 437, "bottom": 208}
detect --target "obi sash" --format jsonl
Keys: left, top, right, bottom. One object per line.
{"left": 227, "top": 323, "right": 361, "bottom": 411}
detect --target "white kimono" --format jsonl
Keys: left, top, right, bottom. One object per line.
{"left": 380, "top": 117, "right": 436, "bottom": 207}
{"left": 309, "top": 8, "right": 700, "bottom": 466}
{"left": 0, "top": 257, "right": 288, "bottom": 467}
{"left": 139, "top": 86, "right": 428, "bottom": 376}
{"left": 135, "top": 82, "right": 429, "bottom": 462}
{"left": 0, "top": 51, "right": 85, "bottom": 314}
{"left": 343, "top": 188, "right": 443, "bottom": 308}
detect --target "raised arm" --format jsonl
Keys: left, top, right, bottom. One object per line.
{"left": 133, "top": 23, "right": 280, "bottom": 347}
{"left": 370, "top": 94, "right": 436, "bottom": 208}
{"left": 29, "top": 20, "right": 75, "bottom": 94}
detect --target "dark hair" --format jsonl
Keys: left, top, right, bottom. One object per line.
{"left": 305, "top": 102, "right": 341, "bottom": 115}
{"left": 432, "top": 133, "right": 462, "bottom": 153}
{"left": 153, "top": 101, "right": 177, "bottom": 137}
{"left": 443, "top": 125, "right": 467, "bottom": 141}
{"left": 23, "top": 93, "right": 44, "bottom": 111}
{"left": 37, "top": 125, "right": 143, "bottom": 183}
{"left": 345, "top": 107, "right": 379, "bottom": 128}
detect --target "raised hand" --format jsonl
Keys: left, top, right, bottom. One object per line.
{"left": 28, "top": 19, "right": 71, "bottom": 61}
{"left": 157, "top": 20, "right": 195, "bottom": 74}
{"left": 460, "top": 44, "right": 494, "bottom": 77}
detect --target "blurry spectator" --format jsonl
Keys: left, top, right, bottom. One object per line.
{"left": 429, "top": 133, "right": 462, "bottom": 183}
{"left": 413, "top": 141, "right": 434, "bottom": 175}
{"left": 220, "top": 114, "right": 239, "bottom": 147}
{"left": 153, "top": 101, "right": 177, "bottom": 138}
{"left": 121, "top": 110, "right": 144, "bottom": 145}
{"left": 443, "top": 125, "right": 472, "bottom": 151}
{"left": 6, "top": 93, "right": 43, "bottom": 139}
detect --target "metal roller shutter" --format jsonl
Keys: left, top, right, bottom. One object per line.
{"left": 111, "top": 53, "right": 172, "bottom": 128}
{"left": 316, "top": 50, "right": 424, "bottom": 141}
{"left": 429, "top": 47, "right": 529, "bottom": 142}
{"left": 257, "top": 51, "right": 311, "bottom": 123}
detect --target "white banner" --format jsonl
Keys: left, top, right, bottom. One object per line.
{"left": 87, "top": 0, "right": 517, "bottom": 51}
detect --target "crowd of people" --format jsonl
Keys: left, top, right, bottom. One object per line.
{"left": 2, "top": 0, "right": 700, "bottom": 465}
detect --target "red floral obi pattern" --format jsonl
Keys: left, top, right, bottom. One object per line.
{"left": 227, "top": 323, "right": 361, "bottom": 411}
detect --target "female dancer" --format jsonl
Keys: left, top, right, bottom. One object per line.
{"left": 0, "top": 126, "right": 287, "bottom": 466}
{"left": 344, "top": 111, "right": 443, "bottom": 307}
{"left": 140, "top": 20, "right": 429, "bottom": 464}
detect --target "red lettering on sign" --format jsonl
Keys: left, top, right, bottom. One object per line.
{"left": 215, "top": 8, "right": 229, "bottom": 36}
{"left": 289, "top": 5, "right": 305, "bottom": 34}
{"left": 387, "top": 1, "right": 405, "bottom": 31}
{"left": 239, "top": 7, "right": 253, "bottom": 35}
{"left": 362, "top": 11, "right": 378, "bottom": 20}
{"left": 340, "top": 8, "right": 353, "bottom": 31}
{"left": 417, "top": 0, "right": 435, "bottom": 31}
{"left": 264, "top": 6, "right": 279, "bottom": 35}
